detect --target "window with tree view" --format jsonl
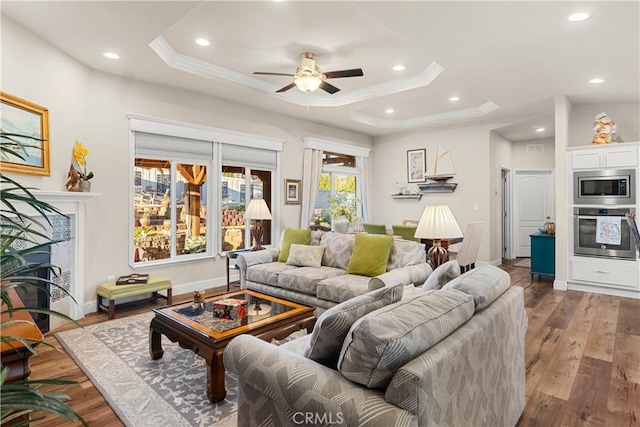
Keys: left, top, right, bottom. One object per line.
{"left": 313, "top": 151, "right": 358, "bottom": 227}
{"left": 133, "top": 158, "right": 208, "bottom": 263}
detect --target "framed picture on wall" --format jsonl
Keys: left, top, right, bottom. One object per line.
{"left": 0, "top": 92, "right": 50, "bottom": 176}
{"left": 285, "top": 179, "right": 301, "bottom": 204}
{"left": 407, "top": 148, "right": 426, "bottom": 183}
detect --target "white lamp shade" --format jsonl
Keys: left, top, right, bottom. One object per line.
{"left": 244, "top": 199, "right": 272, "bottom": 220}
{"left": 414, "top": 205, "right": 463, "bottom": 239}
{"left": 294, "top": 76, "right": 322, "bottom": 93}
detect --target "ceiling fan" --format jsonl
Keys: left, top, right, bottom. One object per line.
{"left": 253, "top": 52, "right": 363, "bottom": 94}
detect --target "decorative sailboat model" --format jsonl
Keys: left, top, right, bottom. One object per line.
{"left": 418, "top": 147, "right": 458, "bottom": 193}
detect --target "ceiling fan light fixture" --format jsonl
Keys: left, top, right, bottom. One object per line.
{"left": 294, "top": 76, "right": 322, "bottom": 93}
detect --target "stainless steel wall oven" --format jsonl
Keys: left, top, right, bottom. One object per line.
{"left": 574, "top": 207, "right": 636, "bottom": 260}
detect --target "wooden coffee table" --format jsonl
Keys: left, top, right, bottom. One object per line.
{"left": 149, "top": 290, "right": 316, "bottom": 403}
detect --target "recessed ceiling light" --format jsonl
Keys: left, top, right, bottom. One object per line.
{"left": 385, "top": 109, "right": 395, "bottom": 114}
{"left": 195, "top": 38, "right": 210, "bottom": 47}
{"left": 536, "top": 127, "right": 546, "bottom": 133}
{"left": 449, "top": 96, "right": 460, "bottom": 102}
{"left": 589, "top": 78, "right": 604, "bottom": 84}
{"left": 392, "top": 65, "right": 406, "bottom": 71}
{"left": 103, "top": 52, "right": 119, "bottom": 60}
{"left": 568, "top": 12, "right": 591, "bottom": 22}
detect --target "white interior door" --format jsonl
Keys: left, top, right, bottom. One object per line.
{"left": 515, "top": 171, "right": 554, "bottom": 257}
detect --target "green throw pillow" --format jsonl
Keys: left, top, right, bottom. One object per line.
{"left": 347, "top": 234, "right": 394, "bottom": 277}
{"left": 278, "top": 228, "right": 312, "bottom": 263}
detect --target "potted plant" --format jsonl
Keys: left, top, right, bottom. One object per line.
{"left": 326, "top": 192, "right": 358, "bottom": 233}
{"left": 71, "top": 140, "right": 93, "bottom": 192}
{"left": 1, "top": 131, "right": 87, "bottom": 425}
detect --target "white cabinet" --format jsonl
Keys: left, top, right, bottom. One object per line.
{"left": 570, "top": 257, "right": 638, "bottom": 290}
{"left": 566, "top": 142, "right": 640, "bottom": 299}
{"left": 571, "top": 145, "right": 637, "bottom": 169}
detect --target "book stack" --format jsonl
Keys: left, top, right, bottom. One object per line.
{"left": 116, "top": 274, "right": 149, "bottom": 285}
{"left": 213, "top": 298, "right": 248, "bottom": 323}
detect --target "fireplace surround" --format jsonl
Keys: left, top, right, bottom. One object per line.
{"left": 12, "top": 191, "right": 98, "bottom": 331}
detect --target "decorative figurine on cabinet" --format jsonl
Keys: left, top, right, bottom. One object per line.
{"left": 592, "top": 112, "right": 617, "bottom": 144}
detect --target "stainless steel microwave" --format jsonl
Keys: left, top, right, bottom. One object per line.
{"left": 574, "top": 169, "right": 635, "bottom": 205}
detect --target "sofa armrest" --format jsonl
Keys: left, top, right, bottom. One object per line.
{"left": 236, "top": 248, "right": 279, "bottom": 288}
{"left": 369, "top": 263, "right": 433, "bottom": 290}
{"left": 385, "top": 286, "right": 526, "bottom": 426}
{"left": 224, "top": 335, "right": 416, "bottom": 427}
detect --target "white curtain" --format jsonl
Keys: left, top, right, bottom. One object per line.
{"left": 300, "top": 148, "right": 323, "bottom": 227}
{"left": 356, "top": 156, "right": 371, "bottom": 222}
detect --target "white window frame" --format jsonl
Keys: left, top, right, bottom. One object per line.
{"left": 303, "top": 137, "right": 371, "bottom": 221}
{"left": 128, "top": 114, "right": 284, "bottom": 269}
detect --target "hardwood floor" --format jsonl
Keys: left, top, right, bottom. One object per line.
{"left": 26, "top": 262, "right": 639, "bottom": 426}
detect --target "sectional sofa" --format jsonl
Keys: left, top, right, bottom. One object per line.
{"left": 225, "top": 264, "right": 527, "bottom": 426}
{"left": 236, "top": 229, "right": 432, "bottom": 315}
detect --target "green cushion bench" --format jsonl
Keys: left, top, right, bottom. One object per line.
{"left": 96, "top": 276, "right": 172, "bottom": 319}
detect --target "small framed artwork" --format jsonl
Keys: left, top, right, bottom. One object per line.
{"left": 285, "top": 179, "right": 301, "bottom": 205}
{"left": 0, "top": 92, "right": 50, "bottom": 176}
{"left": 407, "top": 148, "right": 426, "bottom": 183}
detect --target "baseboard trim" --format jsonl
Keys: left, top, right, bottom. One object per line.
{"left": 553, "top": 279, "right": 568, "bottom": 291}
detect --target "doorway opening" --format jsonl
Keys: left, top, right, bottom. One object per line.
{"left": 501, "top": 167, "right": 512, "bottom": 260}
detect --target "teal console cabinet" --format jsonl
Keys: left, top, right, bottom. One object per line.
{"left": 530, "top": 233, "right": 555, "bottom": 280}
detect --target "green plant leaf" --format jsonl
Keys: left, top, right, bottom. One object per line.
{"left": 1, "top": 133, "right": 86, "bottom": 427}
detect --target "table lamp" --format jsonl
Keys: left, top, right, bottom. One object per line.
{"left": 414, "top": 205, "right": 463, "bottom": 268}
{"left": 244, "top": 199, "right": 272, "bottom": 251}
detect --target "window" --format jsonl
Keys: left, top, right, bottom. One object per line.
{"left": 314, "top": 152, "right": 358, "bottom": 225}
{"left": 302, "top": 137, "right": 370, "bottom": 229}
{"left": 129, "top": 114, "right": 284, "bottom": 268}
{"left": 221, "top": 166, "right": 272, "bottom": 251}
{"left": 133, "top": 158, "right": 209, "bottom": 263}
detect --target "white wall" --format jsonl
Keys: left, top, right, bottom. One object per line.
{"left": 372, "top": 125, "right": 493, "bottom": 264}
{"left": 2, "top": 17, "right": 372, "bottom": 313}
{"left": 1, "top": 17, "right": 91, "bottom": 190}
{"left": 569, "top": 103, "right": 640, "bottom": 146}
{"left": 511, "top": 137, "right": 555, "bottom": 170}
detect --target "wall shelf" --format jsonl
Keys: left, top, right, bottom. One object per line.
{"left": 391, "top": 194, "right": 422, "bottom": 201}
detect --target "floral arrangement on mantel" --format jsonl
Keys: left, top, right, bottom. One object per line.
{"left": 592, "top": 112, "right": 617, "bottom": 144}
{"left": 65, "top": 140, "right": 94, "bottom": 191}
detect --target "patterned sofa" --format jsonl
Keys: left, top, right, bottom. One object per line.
{"left": 225, "top": 265, "right": 527, "bottom": 427}
{"left": 236, "top": 230, "right": 431, "bottom": 315}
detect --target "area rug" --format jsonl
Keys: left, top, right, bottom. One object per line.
{"left": 513, "top": 258, "right": 531, "bottom": 268}
{"left": 55, "top": 312, "right": 239, "bottom": 427}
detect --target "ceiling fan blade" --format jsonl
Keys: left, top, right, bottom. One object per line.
{"left": 276, "top": 82, "right": 297, "bottom": 93}
{"left": 254, "top": 72, "right": 295, "bottom": 77}
{"left": 323, "top": 68, "right": 364, "bottom": 79}
{"left": 319, "top": 80, "right": 340, "bottom": 94}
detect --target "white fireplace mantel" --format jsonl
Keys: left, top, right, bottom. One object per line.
{"left": 28, "top": 191, "right": 100, "bottom": 323}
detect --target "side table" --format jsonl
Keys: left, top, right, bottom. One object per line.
{"left": 530, "top": 232, "right": 555, "bottom": 280}
{"left": 226, "top": 249, "right": 254, "bottom": 291}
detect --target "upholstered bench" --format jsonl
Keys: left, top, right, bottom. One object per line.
{"left": 96, "top": 276, "right": 172, "bottom": 319}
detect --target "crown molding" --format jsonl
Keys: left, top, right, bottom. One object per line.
{"left": 149, "top": 36, "right": 443, "bottom": 108}
{"left": 351, "top": 101, "right": 500, "bottom": 128}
